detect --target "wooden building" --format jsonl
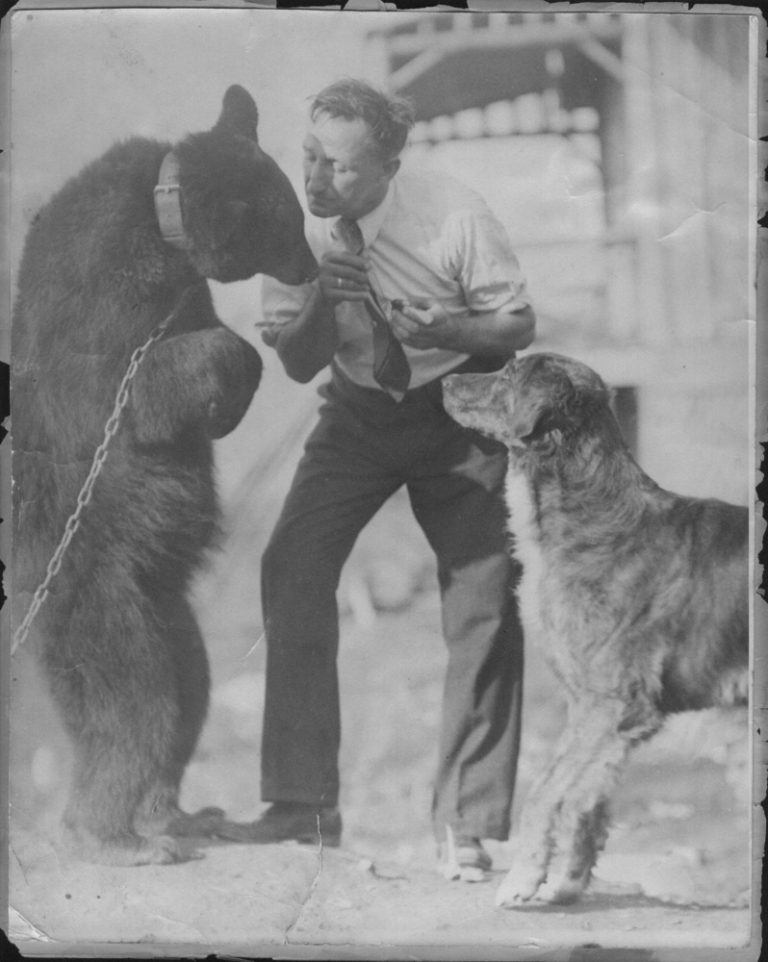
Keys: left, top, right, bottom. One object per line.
{"left": 366, "top": 11, "right": 754, "bottom": 503}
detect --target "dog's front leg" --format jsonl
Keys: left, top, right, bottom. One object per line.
{"left": 495, "top": 710, "right": 588, "bottom": 907}
{"left": 538, "top": 715, "right": 629, "bottom": 905}
{"left": 497, "top": 699, "right": 647, "bottom": 908}
{"left": 539, "top": 700, "right": 661, "bottom": 905}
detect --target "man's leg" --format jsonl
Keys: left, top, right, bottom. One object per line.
{"left": 260, "top": 388, "right": 401, "bottom": 813}
{"left": 406, "top": 408, "right": 523, "bottom": 846}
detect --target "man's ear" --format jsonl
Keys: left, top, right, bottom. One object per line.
{"left": 382, "top": 157, "right": 401, "bottom": 182}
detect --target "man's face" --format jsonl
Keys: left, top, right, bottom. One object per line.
{"left": 302, "top": 112, "right": 397, "bottom": 220}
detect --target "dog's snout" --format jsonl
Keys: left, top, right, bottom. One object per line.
{"left": 443, "top": 371, "right": 496, "bottom": 403}
{"left": 442, "top": 369, "right": 511, "bottom": 445}
{"left": 443, "top": 372, "right": 471, "bottom": 396}
{"left": 442, "top": 373, "right": 460, "bottom": 395}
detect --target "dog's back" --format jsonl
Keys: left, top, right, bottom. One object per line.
{"left": 647, "top": 495, "right": 748, "bottom": 712}
{"left": 505, "top": 357, "right": 747, "bottom": 710}
{"left": 499, "top": 356, "right": 748, "bottom": 717}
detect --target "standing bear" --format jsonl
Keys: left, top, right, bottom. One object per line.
{"left": 12, "top": 86, "right": 316, "bottom": 865}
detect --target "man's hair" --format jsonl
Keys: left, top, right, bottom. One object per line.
{"left": 310, "top": 79, "right": 416, "bottom": 162}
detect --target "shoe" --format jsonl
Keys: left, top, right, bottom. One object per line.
{"left": 215, "top": 802, "right": 342, "bottom": 847}
{"left": 438, "top": 826, "right": 492, "bottom": 882}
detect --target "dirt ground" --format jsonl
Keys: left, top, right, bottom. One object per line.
{"left": 8, "top": 569, "right": 758, "bottom": 959}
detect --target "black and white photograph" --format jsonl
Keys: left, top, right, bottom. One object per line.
{"left": 3, "top": 3, "right": 763, "bottom": 959}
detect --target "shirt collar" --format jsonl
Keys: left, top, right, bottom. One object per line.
{"left": 354, "top": 181, "right": 394, "bottom": 249}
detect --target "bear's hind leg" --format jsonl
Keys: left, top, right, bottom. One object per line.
{"left": 137, "top": 592, "right": 227, "bottom": 839}
{"left": 47, "top": 589, "right": 196, "bottom": 865}
{"left": 61, "top": 733, "right": 185, "bottom": 866}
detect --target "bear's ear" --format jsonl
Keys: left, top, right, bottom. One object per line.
{"left": 215, "top": 85, "right": 259, "bottom": 141}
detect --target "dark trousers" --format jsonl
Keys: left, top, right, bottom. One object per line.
{"left": 260, "top": 364, "right": 524, "bottom": 841}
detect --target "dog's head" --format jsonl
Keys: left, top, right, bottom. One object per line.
{"left": 442, "top": 353, "right": 611, "bottom": 456}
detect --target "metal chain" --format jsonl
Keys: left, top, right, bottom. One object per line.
{"left": 11, "top": 308, "right": 179, "bottom": 656}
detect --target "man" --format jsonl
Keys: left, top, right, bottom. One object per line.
{"left": 240, "top": 79, "right": 535, "bottom": 878}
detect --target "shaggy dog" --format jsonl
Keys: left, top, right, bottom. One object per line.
{"left": 13, "top": 86, "right": 316, "bottom": 865}
{"left": 442, "top": 352, "right": 748, "bottom": 906}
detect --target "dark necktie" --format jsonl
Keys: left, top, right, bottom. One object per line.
{"left": 334, "top": 217, "right": 411, "bottom": 396}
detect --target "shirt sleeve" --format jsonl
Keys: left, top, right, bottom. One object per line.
{"left": 447, "top": 199, "right": 530, "bottom": 314}
{"left": 261, "top": 276, "right": 315, "bottom": 327}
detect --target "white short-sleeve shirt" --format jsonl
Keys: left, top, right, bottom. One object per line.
{"left": 261, "top": 168, "right": 530, "bottom": 390}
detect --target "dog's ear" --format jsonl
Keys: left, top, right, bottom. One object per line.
{"left": 560, "top": 365, "right": 610, "bottom": 422}
{"left": 510, "top": 406, "right": 562, "bottom": 452}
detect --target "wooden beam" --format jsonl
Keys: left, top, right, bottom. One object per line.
{"left": 380, "top": 20, "right": 623, "bottom": 60}
{"left": 576, "top": 36, "right": 626, "bottom": 83}
{"left": 389, "top": 46, "right": 448, "bottom": 92}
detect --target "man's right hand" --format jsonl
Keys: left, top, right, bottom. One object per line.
{"left": 318, "top": 251, "right": 370, "bottom": 306}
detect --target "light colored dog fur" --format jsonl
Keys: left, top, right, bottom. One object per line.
{"left": 442, "top": 352, "right": 749, "bottom": 907}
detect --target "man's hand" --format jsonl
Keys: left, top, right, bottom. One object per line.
{"left": 389, "top": 300, "right": 458, "bottom": 350}
{"left": 317, "top": 251, "right": 370, "bottom": 306}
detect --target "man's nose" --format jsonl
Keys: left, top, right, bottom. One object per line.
{"left": 305, "top": 161, "right": 329, "bottom": 193}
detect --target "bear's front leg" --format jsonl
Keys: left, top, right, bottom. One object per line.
{"left": 129, "top": 327, "right": 263, "bottom": 445}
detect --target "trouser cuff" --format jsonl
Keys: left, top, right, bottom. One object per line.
{"left": 433, "top": 818, "right": 510, "bottom": 842}
{"left": 261, "top": 781, "right": 339, "bottom": 809}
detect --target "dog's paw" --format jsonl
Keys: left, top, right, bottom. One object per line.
{"left": 534, "top": 876, "right": 586, "bottom": 905}
{"left": 494, "top": 865, "right": 545, "bottom": 907}
{"left": 535, "top": 860, "right": 591, "bottom": 904}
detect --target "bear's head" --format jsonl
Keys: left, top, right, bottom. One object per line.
{"left": 174, "top": 86, "right": 317, "bottom": 285}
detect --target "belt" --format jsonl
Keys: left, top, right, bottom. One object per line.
{"left": 328, "top": 354, "right": 510, "bottom": 409}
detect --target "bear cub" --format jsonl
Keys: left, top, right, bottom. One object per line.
{"left": 12, "top": 86, "right": 316, "bottom": 865}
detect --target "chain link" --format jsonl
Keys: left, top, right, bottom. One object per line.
{"left": 11, "top": 308, "right": 179, "bottom": 656}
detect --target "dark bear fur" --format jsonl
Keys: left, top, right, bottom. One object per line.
{"left": 12, "top": 86, "right": 316, "bottom": 865}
